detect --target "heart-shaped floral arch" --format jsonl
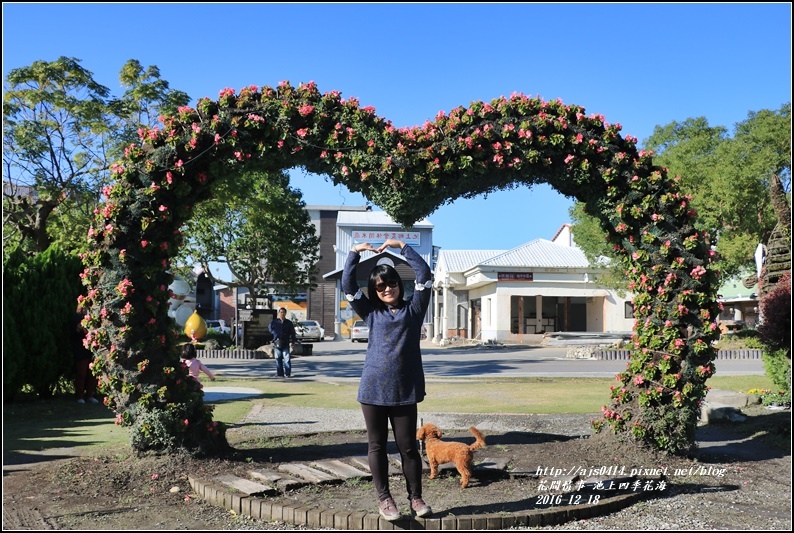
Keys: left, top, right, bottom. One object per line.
{"left": 80, "top": 81, "right": 720, "bottom": 455}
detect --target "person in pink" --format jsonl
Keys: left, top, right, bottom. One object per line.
{"left": 180, "top": 343, "right": 216, "bottom": 382}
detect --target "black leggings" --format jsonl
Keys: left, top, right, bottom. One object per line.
{"left": 360, "top": 403, "right": 422, "bottom": 502}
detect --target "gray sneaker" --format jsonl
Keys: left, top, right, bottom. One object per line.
{"left": 378, "top": 497, "right": 401, "bottom": 521}
{"left": 411, "top": 497, "right": 432, "bottom": 517}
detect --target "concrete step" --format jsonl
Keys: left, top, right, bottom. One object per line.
{"left": 311, "top": 459, "right": 372, "bottom": 480}
{"left": 277, "top": 463, "right": 340, "bottom": 484}
{"left": 214, "top": 474, "right": 276, "bottom": 496}
{"left": 214, "top": 455, "right": 511, "bottom": 498}
{"left": 247, "top": 468, "right": 305, "bottom": 492}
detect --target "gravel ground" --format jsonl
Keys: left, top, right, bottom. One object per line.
{"left": 4, "top": 402, "right": 789, "bottom": 531}
{"left": 225, "top": 404, "right": 791, "bottom": 531}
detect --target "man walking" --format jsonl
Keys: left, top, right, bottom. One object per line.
{"left": 269, "top": 307, "right": 297, "bottom": 377}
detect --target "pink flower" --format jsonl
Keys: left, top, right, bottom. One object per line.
{"left": 690, "top": 266, "right": 707, "bottom": 279}
{"left": 116, "top": 278, "right": 134, "bottom": 296}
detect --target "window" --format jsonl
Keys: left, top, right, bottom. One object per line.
{"left": 624, "top": 302, "right": 635, "bottom": 319}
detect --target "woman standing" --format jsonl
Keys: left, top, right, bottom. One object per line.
{"left": 342, "top": 238, "right": 433, "bottom": 520}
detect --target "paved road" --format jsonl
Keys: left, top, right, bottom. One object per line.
{"left": 206, "top": 338, "right": 764, "bottom": 381}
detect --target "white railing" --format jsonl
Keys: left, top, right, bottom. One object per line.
{"left": 592, "top": 349, "right": 763, "bottom": 360}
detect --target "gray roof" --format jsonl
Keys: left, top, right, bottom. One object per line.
{"left": 437, "top": 250, "right": 507, "bottom": 273}
{"left": 437, "top": 239, "right": 589, "bottom": 274}
{"left": 480, "top": 239, "right": 589, "bottom": 268}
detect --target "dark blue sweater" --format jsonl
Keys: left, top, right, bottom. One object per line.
{"left": 342, "top": 245, "right": 432, "bottom": 406}
{"left": 269, "top": 318, "right": 297, "bottom": 348}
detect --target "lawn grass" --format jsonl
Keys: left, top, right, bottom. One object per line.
{"left": 3, "top": 374, "right": 778, "bottom": 455}
{"left": 706, "top": 374, "right": 776, "bottom": 394}
{"left": 2, "top": 398, "right": 128, "bottom": 453}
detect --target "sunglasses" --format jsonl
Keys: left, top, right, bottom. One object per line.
{"left": 374, "top": 280, "right": 399, "bottom": 292}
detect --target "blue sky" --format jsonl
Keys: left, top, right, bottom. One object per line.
{"left": 3, "top": 2, "right": 791, "bottom": 251}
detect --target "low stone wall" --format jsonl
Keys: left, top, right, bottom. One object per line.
{"left": 592, "top": 348, "right": 763, "bottom": 360}
{"left": 197, "top": 344, "right": 314, "bottom": 358}
{"left": 197, "top": 349, "right": 271, "bottom": 359}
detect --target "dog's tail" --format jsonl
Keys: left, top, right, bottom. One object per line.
{"left": 468, "top": 426, "right": 485, "bottom": 451}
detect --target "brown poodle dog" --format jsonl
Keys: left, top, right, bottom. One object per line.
{"left": 416, "top": 424, "right": 485, "bottom": 488}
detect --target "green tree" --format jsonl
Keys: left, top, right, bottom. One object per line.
{"left": 178, "top": 170, "right": 321, "bottom": 297}
{"left": 3, "top": 248, "right": 28, "bottom": 399}
{"left": 3, "top": 57, "right": 190, "bottom": 257}
{"left": 108, "top": 60, "right": 190, "bottom": 162}
{"left": 3, "top": 57, "right": 112, "bottom": 254}
{"left": 2, "top": 245, "right": 83, "bottom": 398}
{"left": 571, "top": 104, "right": 791, "bottom": 281}
{"left": 645, "top": 105, "right": 790, "bottom": 277}
{"left": 568, "top": 202, "right": 629, "bottom": 293}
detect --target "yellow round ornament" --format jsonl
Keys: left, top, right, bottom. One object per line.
{"left": 184, "top": 310, "right": 207, "bottom": 341}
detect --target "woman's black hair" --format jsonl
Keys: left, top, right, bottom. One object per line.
{"left": 367, "top": 264, "right": 405, "bottom": 311}
{"left": 181, "top": 343, "right": 197, "bottom": 360}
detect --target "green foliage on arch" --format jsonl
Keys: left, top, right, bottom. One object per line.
{"left": 81, "top": 81, "right": 721, "bottom": 455}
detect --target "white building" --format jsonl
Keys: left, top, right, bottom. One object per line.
{"left": 322, "top": 210, "right": 435, "bottom": 337}
{"left": 432, "top": 224, "right": 635, "bottom": 344}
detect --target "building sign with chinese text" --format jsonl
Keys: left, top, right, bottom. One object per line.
{"left": 351, "top": 230, "right": 421, "bottom": 246}
{"left": 498, "top": 272, "right": 534, "bottom": 281}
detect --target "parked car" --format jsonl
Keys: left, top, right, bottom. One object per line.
{"left": 296, "top": 320, "right": 325, "bottom": 341}
{"left": 206, "top": 319, "right": 231, "bottom": 336}
{"left": 350, "top": 320, "right": 369, "bottom": 342}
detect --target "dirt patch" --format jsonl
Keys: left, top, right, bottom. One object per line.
{"left": 2, "top": 406, "right": 790, "bottom": 530}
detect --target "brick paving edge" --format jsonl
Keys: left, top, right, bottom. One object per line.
{"left": 188, "top": 476, "right": 649, "bottom": 530}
